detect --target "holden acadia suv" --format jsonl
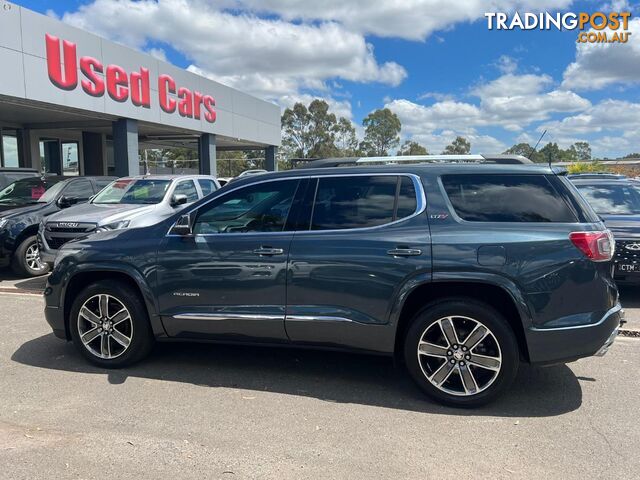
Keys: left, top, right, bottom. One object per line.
{"left": 43, "top": 155, "right": 622, "bottom": 407}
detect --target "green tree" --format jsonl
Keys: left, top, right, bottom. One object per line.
{"left": 398, "top": 140, "right": 428, "bottom": 156}
{"left": 503, "top": 143, "right": 545, "bottom": 162}
{"left": 334, "top": 117, "right": 359, "bottom": 156}
{"left": 281, "top": 102, "right": 312, "bottom": 158}
{"left": 572, "top": 141, "right": 592, "bottom": 162}
{"left": 443, "top": 136, "right": 470, "bottom": 155}
{"left": 623, "top": 153, "right": 640, "bottom": 159}
{"left": 307, "top": 99, "right": 339, "bottom": 158}
{"left": 361, "top": 108, "right": 401, "bottom": 156}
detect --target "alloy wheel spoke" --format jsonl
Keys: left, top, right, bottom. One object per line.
{"left": 459, "top": 364, "right": 478, "bottom": 394}
{"left": 110, "top": 309, "right": 130, "bottom": 326}
{"left": 418, "top": 341, "right": 449, "bottom": 358}
{"left": 468, "top": 353, "right": 501, "bottom": 371}
{"left": 110, "top": 330, "right": 131, "bottom": 348}
{"left": 80, "top": 307, "right": 100, "bottom": 325}
{"left": 463, "top": 324, "right": 488, "bottom": 349}
{"left": 81, "top": 328, "right": 101, "bottom": 344}
{"left": 99, "top": 295, "right": 109, "bottom": 319}
{"left": 439, "top": 317, "right": 459, "bottom": 347}
{"left": 431, "top": 360, "right": 456, "bottom": 385}
{"left": 100, "top": 333, "right": 111, "bottom": 357}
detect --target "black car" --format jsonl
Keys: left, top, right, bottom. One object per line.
{"left": 570, "top": 174, "right": 640, "bottom": 283}
{"left": 0, "top": 167, "right": 39, "bottom": 190}
{"left": 44, "top": 155, "right": 621, "bottom": 407}
{"left": 0, "top": 176, "right": 114, "bottom": 276}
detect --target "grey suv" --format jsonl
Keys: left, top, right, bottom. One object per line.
{"left": 43, "top": 155, "right": 622, "bottom": 407}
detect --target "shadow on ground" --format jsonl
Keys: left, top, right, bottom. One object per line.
{"left": 12, "top": 333, "right": 583, "bottom": 418}
{"left": 0, "top": 267, "right": 48, "bottom": 293}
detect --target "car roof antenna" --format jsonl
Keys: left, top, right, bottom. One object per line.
{"left": 527, "top": 130, "right": 547, "bottom": 165}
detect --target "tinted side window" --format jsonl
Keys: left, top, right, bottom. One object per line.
{"left": 95, "top": 179, "right": 113, "bottom": 191}
{"left": 194, "top": 180, "right": 298, "bottom": 234}
{"left": 174, "top": 180, "right": 199, "bottom": 202}
{"left": 311, "top": 176, "right": 399, "bottom": 230}
{"left": 62, "top": 179, "right": 94, "bottom": 200}
{"left": 397, "top": 176, "right": 418, "bottom": 219}
{"left": 198, "top": 179, "right": 217, "bottom": 196}
{"left": 442, "top": 174, "right": 578, "bottom": 222}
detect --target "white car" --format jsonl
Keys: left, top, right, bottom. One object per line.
{"left": 39, "top": 174, "right": 220, "bottom": 265}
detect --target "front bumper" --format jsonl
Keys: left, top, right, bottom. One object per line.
{"left": 44, "top": 304, "right": 67, "bottom": 339}
{"left": 37, "top": 230, "right": 57, "bottom": 266}
{"left": 526, "top": 304, "right": 622, "bottom": 365}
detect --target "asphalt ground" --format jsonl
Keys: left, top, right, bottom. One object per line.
{"left": 0, "top": 279, "right": 639, "bottom": 479}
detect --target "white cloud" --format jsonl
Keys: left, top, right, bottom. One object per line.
{"left": 58, "top": 0, "right": 407, "bottom": 102}
{"left": 493, "top": 54, "right": 518, "bottom": 74}
{"left": 234, "top": 0, "right": 573, "bottom": 41}
{"left": 562, "top": 17, "right": 640, "bottom": 90}
{"left": 146, "top": 47, "right": 167, "bottom": 62}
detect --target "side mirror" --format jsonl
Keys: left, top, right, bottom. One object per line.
{"left": 171, "top": 194, "right": 188, "bottom": 207}
{"left": 171, "top": 213, "right": 193, "bottom": 236}
{"left": 57, "top": 196, "right": 78, "bottom": 208}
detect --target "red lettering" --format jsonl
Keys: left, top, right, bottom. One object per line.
{"left": 106, "top": 65, "right": 129, "bottom": 102}
{"left": 79, "top": 57, "right": 104, "bottom": 97}
{"left": 178, "top": 87, "right": 193, "bottom": 118}
{"left": 193, "top": 91, "right": 203, "bottom": 119}
{"left": 159, "top": 74, "right": 176, "bottom": 113}
{"left": 203, "top": 95, "right": 216, "bottom": 123}
{"left": 130, "top": 68, "right": 150, "bottom": 108}
{"left": 45, "top": 34, "right": 77, "bottom": 90}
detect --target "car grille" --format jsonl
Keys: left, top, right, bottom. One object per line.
{"left": 44, "top": 222, "right": 96, "bottom": 251}
{"left": 614, "top": 239, "right": 640, "bottom": 263}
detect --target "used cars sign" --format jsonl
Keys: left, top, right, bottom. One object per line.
{"left": 45, "top": 34, "right": 217, "bottom": 123}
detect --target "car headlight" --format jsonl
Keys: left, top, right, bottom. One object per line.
{"left": 95, "top": 220, "right": 130, "bottom": 232}
{"left": 53, "top": 247, "right": 82, "bottom": 268}
{"left": 0, "top": 218, "right": 7, "bottom": 229}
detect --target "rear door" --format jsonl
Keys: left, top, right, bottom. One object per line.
{"left": 285, "top": 173, "right": 431, "bottom": 352}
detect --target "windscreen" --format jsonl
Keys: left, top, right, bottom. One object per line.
{"left": 92, "top": 179, "right": 171, "bottom": 205}
{"left": 575, "top": 183, "right": 640, "bottom": 215}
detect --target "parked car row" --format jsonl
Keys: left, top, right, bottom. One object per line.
{"left": 0, "top": 174, "right": 220, "bottom": 277}
{"left": 39, "top": 155, "right": 622, "bottom": 407}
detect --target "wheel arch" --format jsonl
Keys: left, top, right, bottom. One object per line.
{"left": 62, "top": 264, "right": 164, "bottom": 340}
{"left": 392, "top": 278, "right": 532, "bottom": 363}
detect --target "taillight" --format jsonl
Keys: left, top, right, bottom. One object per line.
{"left": 569, "top": 230, "right": 615, "bottom": 262}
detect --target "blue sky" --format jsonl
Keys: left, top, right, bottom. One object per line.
{"left": 15, "top": 0, "right": 640, "bottom": 157}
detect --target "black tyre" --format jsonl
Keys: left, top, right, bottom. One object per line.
{"left": 403, "top": 298, "right": 519, "bottom": 407}
{"left": 11, "top": 235, "right": 49, "bottom": 277}
{"left": 69, "top": 281, "right": 154, "bottom": 368}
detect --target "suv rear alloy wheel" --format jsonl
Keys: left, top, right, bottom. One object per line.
{"left": 69, "top": 281, "right": 154, "bottom": 368}
{"left": 12, "top": 235, "right": 49, "bottom": 277}
{"left": 404, "top": 299, "right": 519, "bottom": 407}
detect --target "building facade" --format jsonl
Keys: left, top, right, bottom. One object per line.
{"left": 0, "top": 1, "right": 281, "bottom": 176}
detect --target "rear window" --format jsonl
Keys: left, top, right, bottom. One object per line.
{"left": 441, "top": 174, "right": 578, "bottom": 223}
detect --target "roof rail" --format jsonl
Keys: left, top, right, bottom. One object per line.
{"left": 567, "top": 173, "right": 626, "bottom": 179}
{"left": 295, "top": 154, "right": 533, "bottom": 169}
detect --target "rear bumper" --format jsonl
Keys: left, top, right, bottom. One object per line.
{"left": 526, "top": 304, "right": 622, "bottom": 365}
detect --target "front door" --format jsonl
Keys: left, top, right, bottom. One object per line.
{"left": 157, "top": 178, "right": 303, "bottom": 342}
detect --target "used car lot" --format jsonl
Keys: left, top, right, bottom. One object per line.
{"left": 0, "top": 292, "right": 639, "bottom": 479}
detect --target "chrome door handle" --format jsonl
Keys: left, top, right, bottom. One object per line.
{"left": 253, "top": 247, "right": 284, "bottom": 256}
{"left": 387, "top": 248, "right": 422, "bottom": 257}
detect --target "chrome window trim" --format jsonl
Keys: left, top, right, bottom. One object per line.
{"left": 166, "top": 172, "right": 426, "bottom": 237}
{"left": 285, "top": 315, "right": 354, "bottom": 323}
{"left": 173, "top": 313, "right": 284, "bottom": 321}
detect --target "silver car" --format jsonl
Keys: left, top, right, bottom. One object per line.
{"left": 39, "top": 174, "right": 220, "bottom": 266}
